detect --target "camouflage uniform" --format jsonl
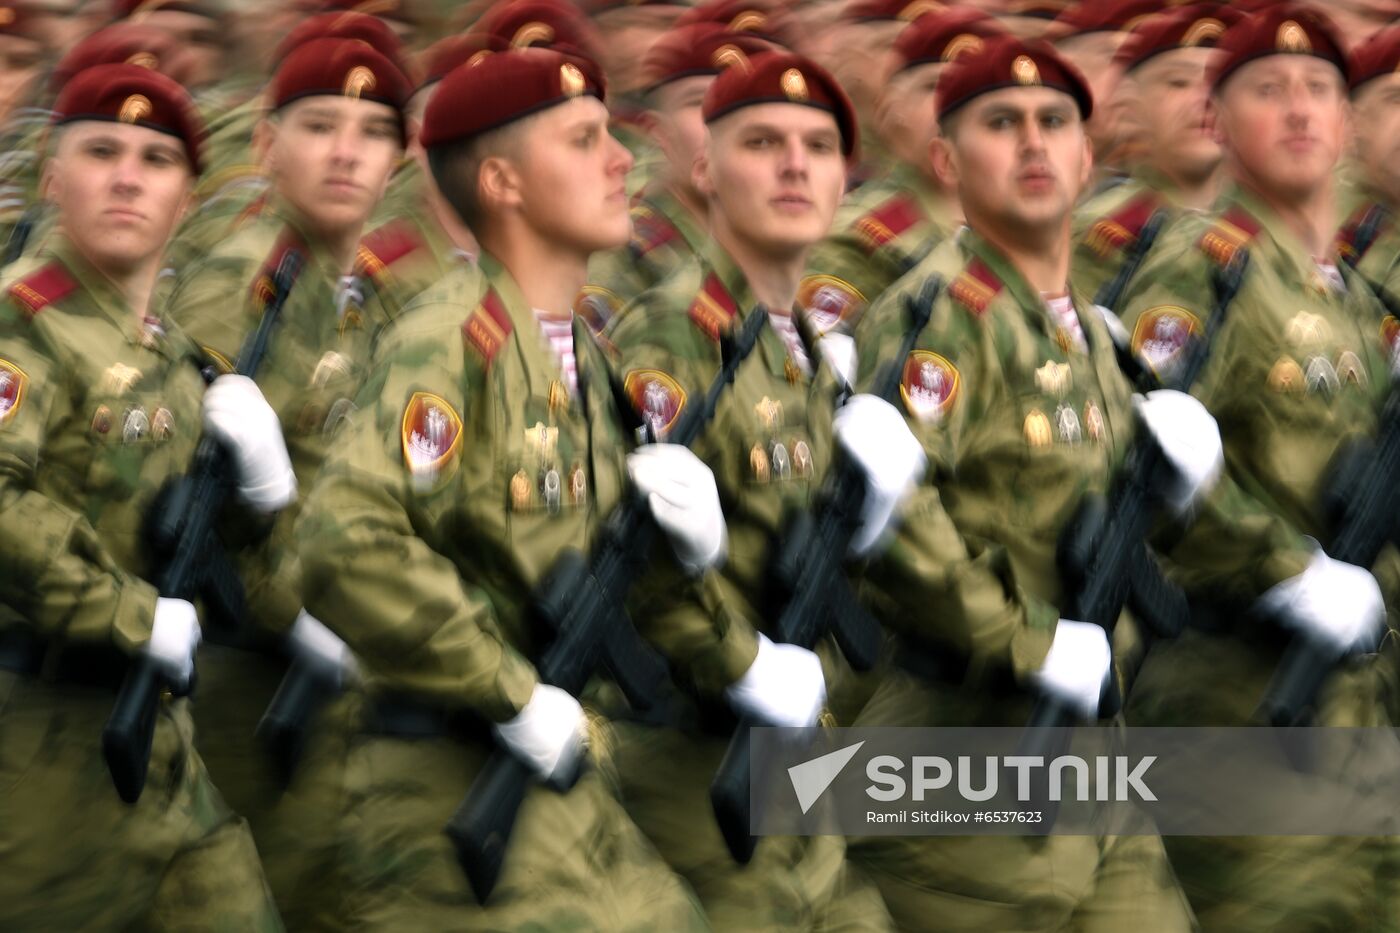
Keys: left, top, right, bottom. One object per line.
{"left": 1117, "top": 185, "right": 1400, "bottom": 931}
{"left": 0, "top": 236, "right": 282, "bottom": 932}
{"left": 295, "top": 254, "right": 708, "bottom": 931}
{"left": 162, "top": 205, "right": 446, "bottom": 930}
{"left": 606, "top": 244, "right": 895, "bottom": 931}
{"left": 1070, "top": 168, "right": 1198, "bottom": 307}
{"left": 800, "top": 161, "right": 955, "bottom": 344}
{"left": 1336, "top": 196, "right": 1400, "bottom": 307}
{"left": 847, "top": 225, "right": 1320, "bottom": 931}
{"left": 584, "top": 181, "right": 708, "bottom": 329}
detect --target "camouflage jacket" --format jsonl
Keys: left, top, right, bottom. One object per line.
{"left": 1335, "top": 196, "right": 1400, "bottom": 313}
{"left": 0, "top": 236, "right": 208, "bottom": 654}
{"left": 297, "top": 254, "right": 660, "bottom": 720}
{"left": 800, "top": 161, "right": 955, "bottom": 342}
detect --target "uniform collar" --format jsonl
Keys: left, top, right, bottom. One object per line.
{"left": 639, "top": 182, "right": 709, "bottom": 256}
{"left": 1219, "top": 184, "right": 1345, "bottom": 298}
{"left": 959, "top": 226, "right": 1098, "bottom": 353}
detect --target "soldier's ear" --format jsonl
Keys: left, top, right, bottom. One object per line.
{"left": 478, "top": 153, "right": 522, "bottom": 214}
{"left": 1078, "top": 130, "right": 1094, "bottom": 191}
{"left": 1205, "top": 95, "right": 1224, "bottom": 147}
{"left": 929, "top": 134, "right": 956, "bottom": 190}
{"left": 253, "top": 117, "right": 276, "bottom": 172}
{"left": 692, "top": 147, "right": 714, "bottom": 198}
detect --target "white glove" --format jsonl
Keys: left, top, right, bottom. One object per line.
{"left": 817, "top": 333, "right": 857, "bottom": 389}
{"left": 1257, "top": 550, "right": 1385, "bottom": 656}
{"left": 288, "top": 609, "right": 358, "bottom": 685}
{"left": 1134, "top": 389, "right": 1223, "bottom": 515}
{"left": 145, "top": 596, "right": 201, "bottom": 689}
{"left": 724, "top": 633, "right": 827, "bottom": 727}
{"left": 493, "top": 683, "right": 589, "bottom": 787}
{"left": 202, "top": 374, "right": 297, "bottom": 513}
{"left": 1093, "top": 304, "right": 1131, "bottom": 351}
{"left": 832, "top": 394, "right": 928, "bottom": 557}
{"left": 1030, "top": 619, "right": 1111, "bottom": 719}
{"left": 627, "top": 443, "right": 727, "bottom": 574}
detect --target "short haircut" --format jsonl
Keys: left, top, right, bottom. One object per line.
{"left": 425, "top": 115, "right": 536, "bottom": 232}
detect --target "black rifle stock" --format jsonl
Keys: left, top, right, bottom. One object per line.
{"left": 445, "top": 308, "right": 770, "bottom": 903}
{"left": 710, "top": 276, "right": 942, "bottom": 865}
{"left": 102, "top": 250, "right": 303, "bottom": 804}
{"left": 1255, "top": 255, "right": 1400, "bottom": 726}
{"left": 1018, "top": 249, "right": 1250, "bottom": 760}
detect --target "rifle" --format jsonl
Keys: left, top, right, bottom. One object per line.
{"left": 1018, "top": 249, "right": 1251, "bottom": 759}
{"left": 446, "top": 307, "right": 770, "bottom": 903}
{"left": 710, "top": 276, "right": 942, "bottom": 864}
{"left": 2, "top": 202, "right": 43, "bottom": 269}
{"left": 1094, "top": 210, "right": 1168, "bottom": 392}
{"left": 1254, "top": 255, "right": 1400, "bottom": 726}
{"left": 102, "top": 250, "right": 304, "bottom": 804}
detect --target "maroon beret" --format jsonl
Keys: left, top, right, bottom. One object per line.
{"left": 643, "top": 24, "right": 771, "bottom": 91}
{"left": 272, "top": 37, "right": 412, "bottom": 111}
{"left": 845, "top": 0, "right": 958, "bottom": 24}
{"left": 673, "top": 0, "right": 788, "bottom": 44}
{"left": 1210, "top": 4, "right": 1350, "bottom": 90}
{"left": 702, "top": 50, "right": 858, "bottom": 158}
{"left": 420, "top": 48, "right": 606, "bottom": 149}
{"left": 306, "top": 0, "right": 422, "bottom": 26}
{"left": 419, "top": 33, "right": 502, "bottom": 89}
{"left": 0, "top": 2, "right": 44, "bottom": 40}
{"left": 53, "top": 62, "right": 205, "bottom": 172}
{"left": 1350, "top": 25, "right": 1400, "bottom": 93}
{"left": 1114, "top": 4, "right": 1242, "bottom": 72}
{"left": 1002, "top": 0, "right": 1071, "bottom": 20}
{"left": 892, "top": 8, "right": 1007, "bottom": 73}
{"left": 50, "top": 24, "right": 181, "bottom": 92}
{"left": 111, "top": 0, "right": 218, "bottom": 18}
{"left": 472, "top": 0, "right": 600, "bottom": 61}
{"left": 935, "top": 34, "right": 1094, "bottom": 120}
{"left": 1049, "top": 0, "right": 1166, "bottom": 38}
{"left": 274, "top": 11, "right": 407, "bottom": 68}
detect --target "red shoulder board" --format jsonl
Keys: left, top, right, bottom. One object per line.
{"left": 8, "top": 262, "right": 77, "bottom": 319}
{"left": 1083, "top": 192, "right": 1160, "bottom": 259}
{"left": 631, "top": 205, "right": 682, "bottom": 258}
{"left": 356, "top": 219, "right": 424, "bottom": 284}
{"left": 1197, "top": 206, "right": 1261, "bottom": 267}
{"left": 462, "top": 288, "right": 514, "bottom": 363}
{"left": 235, "top": 192, "right": 270, "bottom": 226}
{"left": 251, "top": 228, "right": 307, "bottom": 310}
{"left": 948, "top": 257, "right": 1003, "bottom": 316}
{"left": 853, "top": 194, "right": 921, "bottom": 253}
{"left": 1335, "top": 204, "right": 1391, "bottom": 266}
{"left": 688, "top": 272, "right": 738, "bottom": 341}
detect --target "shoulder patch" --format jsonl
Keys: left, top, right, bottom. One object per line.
{"left": 462, "top": 288, "right": 514, "bottom": 363}
{"left": 1082, "top": 192, "right": 1161, "bottom": 259}
{"left": 252, "top": 228, "right": 307, "bottom": 311}
{"left": 1131, "top": 305, "right": 1202, "bottom": 376}
{"left": 0, "top": 358, "right": 27, "bottom": 424}
{"left": 357, "top": 219, "right": 424, "bottom": 284}
{"left": 1336, "top": 204, "right": 1392, "bottom": 267}
{"left": 852, "top": 194, "right": 921, "bottom": 253}
{"left": 899, "top": 350, "right": 959, "bottom": 423}
{"left": 401, "top": 391, "right": 463, "bottom": 485}
{"left": 574, "top": 285, "right": 621, "bottom": 335}
{"left": 624, "top": 368, "right": 687, "bottom": 439}
{"left": 688, "top": 272, "right": 738, "bottom": 341}
{"left": 630, "top": 204, "right": 683, "bottom": 258}
{"left": 1197, "top": 206, "right": 1261, "bottom": 267}
{"left": 8, "top": 262, "right": 77, "bottom": 318}
{"left": 949, "top": 257, "right": 1003, "bottom": 315}
{"left": 798, "top": 274, "right": 865, "bottom": 335}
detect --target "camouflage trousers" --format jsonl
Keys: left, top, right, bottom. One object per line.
{"left": 848, "top": 669, "right": 1196, "bottom": 933}
{"left": 0, "top": 672, "right": 283, "bottom": 932}
{"left": 333, "top": 724, "right": 709, "bottom": 931}
{"left": 193, "top": 643, "right": 358, "bottom": 932}
{"left": 1126, "top": 628, "right": 1400, "bottom": 932}
{"left": 611, "top": 719, "right": 895, "bottom": 932}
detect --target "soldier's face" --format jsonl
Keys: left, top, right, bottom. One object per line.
{"left": 0, "top": 34, "right": 43, "bottom": 124}
{"left": 1351, "top": 74, "right": 1400, "bottom": 206}
{"left": 936, "top": 87, "right": 1092, "bottom": 237}
{"left": 1126, "top": 47, "right": 1221, "bottom": 185}
{"left": 875, "top": 61, "right": 944, "bottom": 171}
{"left": 135, "top": 11, "right": 224, "bottom": 89}
{"left": 1054, "top": 31, "right": 1128, "bottom": 156}
{"left": 510, "top": 96, "right": 634, "bottom": 254}
{"left": 698, "top": 103, "right": 847, "bottom": 258}
{"left": 651, "top": 75, "right": 713, "bottom": 193}
{"left": 1214, "top": 56, "right": 1348, "bottom": 202}
{"left": 265, "top": 97, "right": 402, "bottom": 241}
{"left": 46, "top": 122, "right": 192, "bottom": 274}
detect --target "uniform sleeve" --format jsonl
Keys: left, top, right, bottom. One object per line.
{"left": 296, "top": 310, "right": 537, "bottom": 722}
{"left": 0, "top": 310, "right": 159, "bottom": 652}
{"left": 851, "top": 279, "right": 1059, "bottom": 683}
{"left": 160, "top": 254, "right": 253, "bottom": 367}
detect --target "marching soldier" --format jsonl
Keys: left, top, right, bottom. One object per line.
{"left": 0, "top": 63, "right": 291, "bottom": 931}
{"left": 1336, "top": 26, "right": 1400, "bottom": 304}
{"left": 583, "top": 23, "right": 768, "bottom": 327}
{"left": 847, "top": 32, "right": 1339, "bottom": 929}
{"left": 607, "top": 49, "right": 899, "bottom": 930}
{"left": 799, "top": 8, "right": 1003, "bottom": 349}
{"left": 1115, "top": 7, "right": 1400, "bottom": 928}
{"left": 1072, "top": 3, "right": 1241, "bottom": 303}
{"left": 296, "top": 48, "right": 714, "bottom": 929}
{"left": 161, "top": 35, "right": 431, "bottom": 930}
